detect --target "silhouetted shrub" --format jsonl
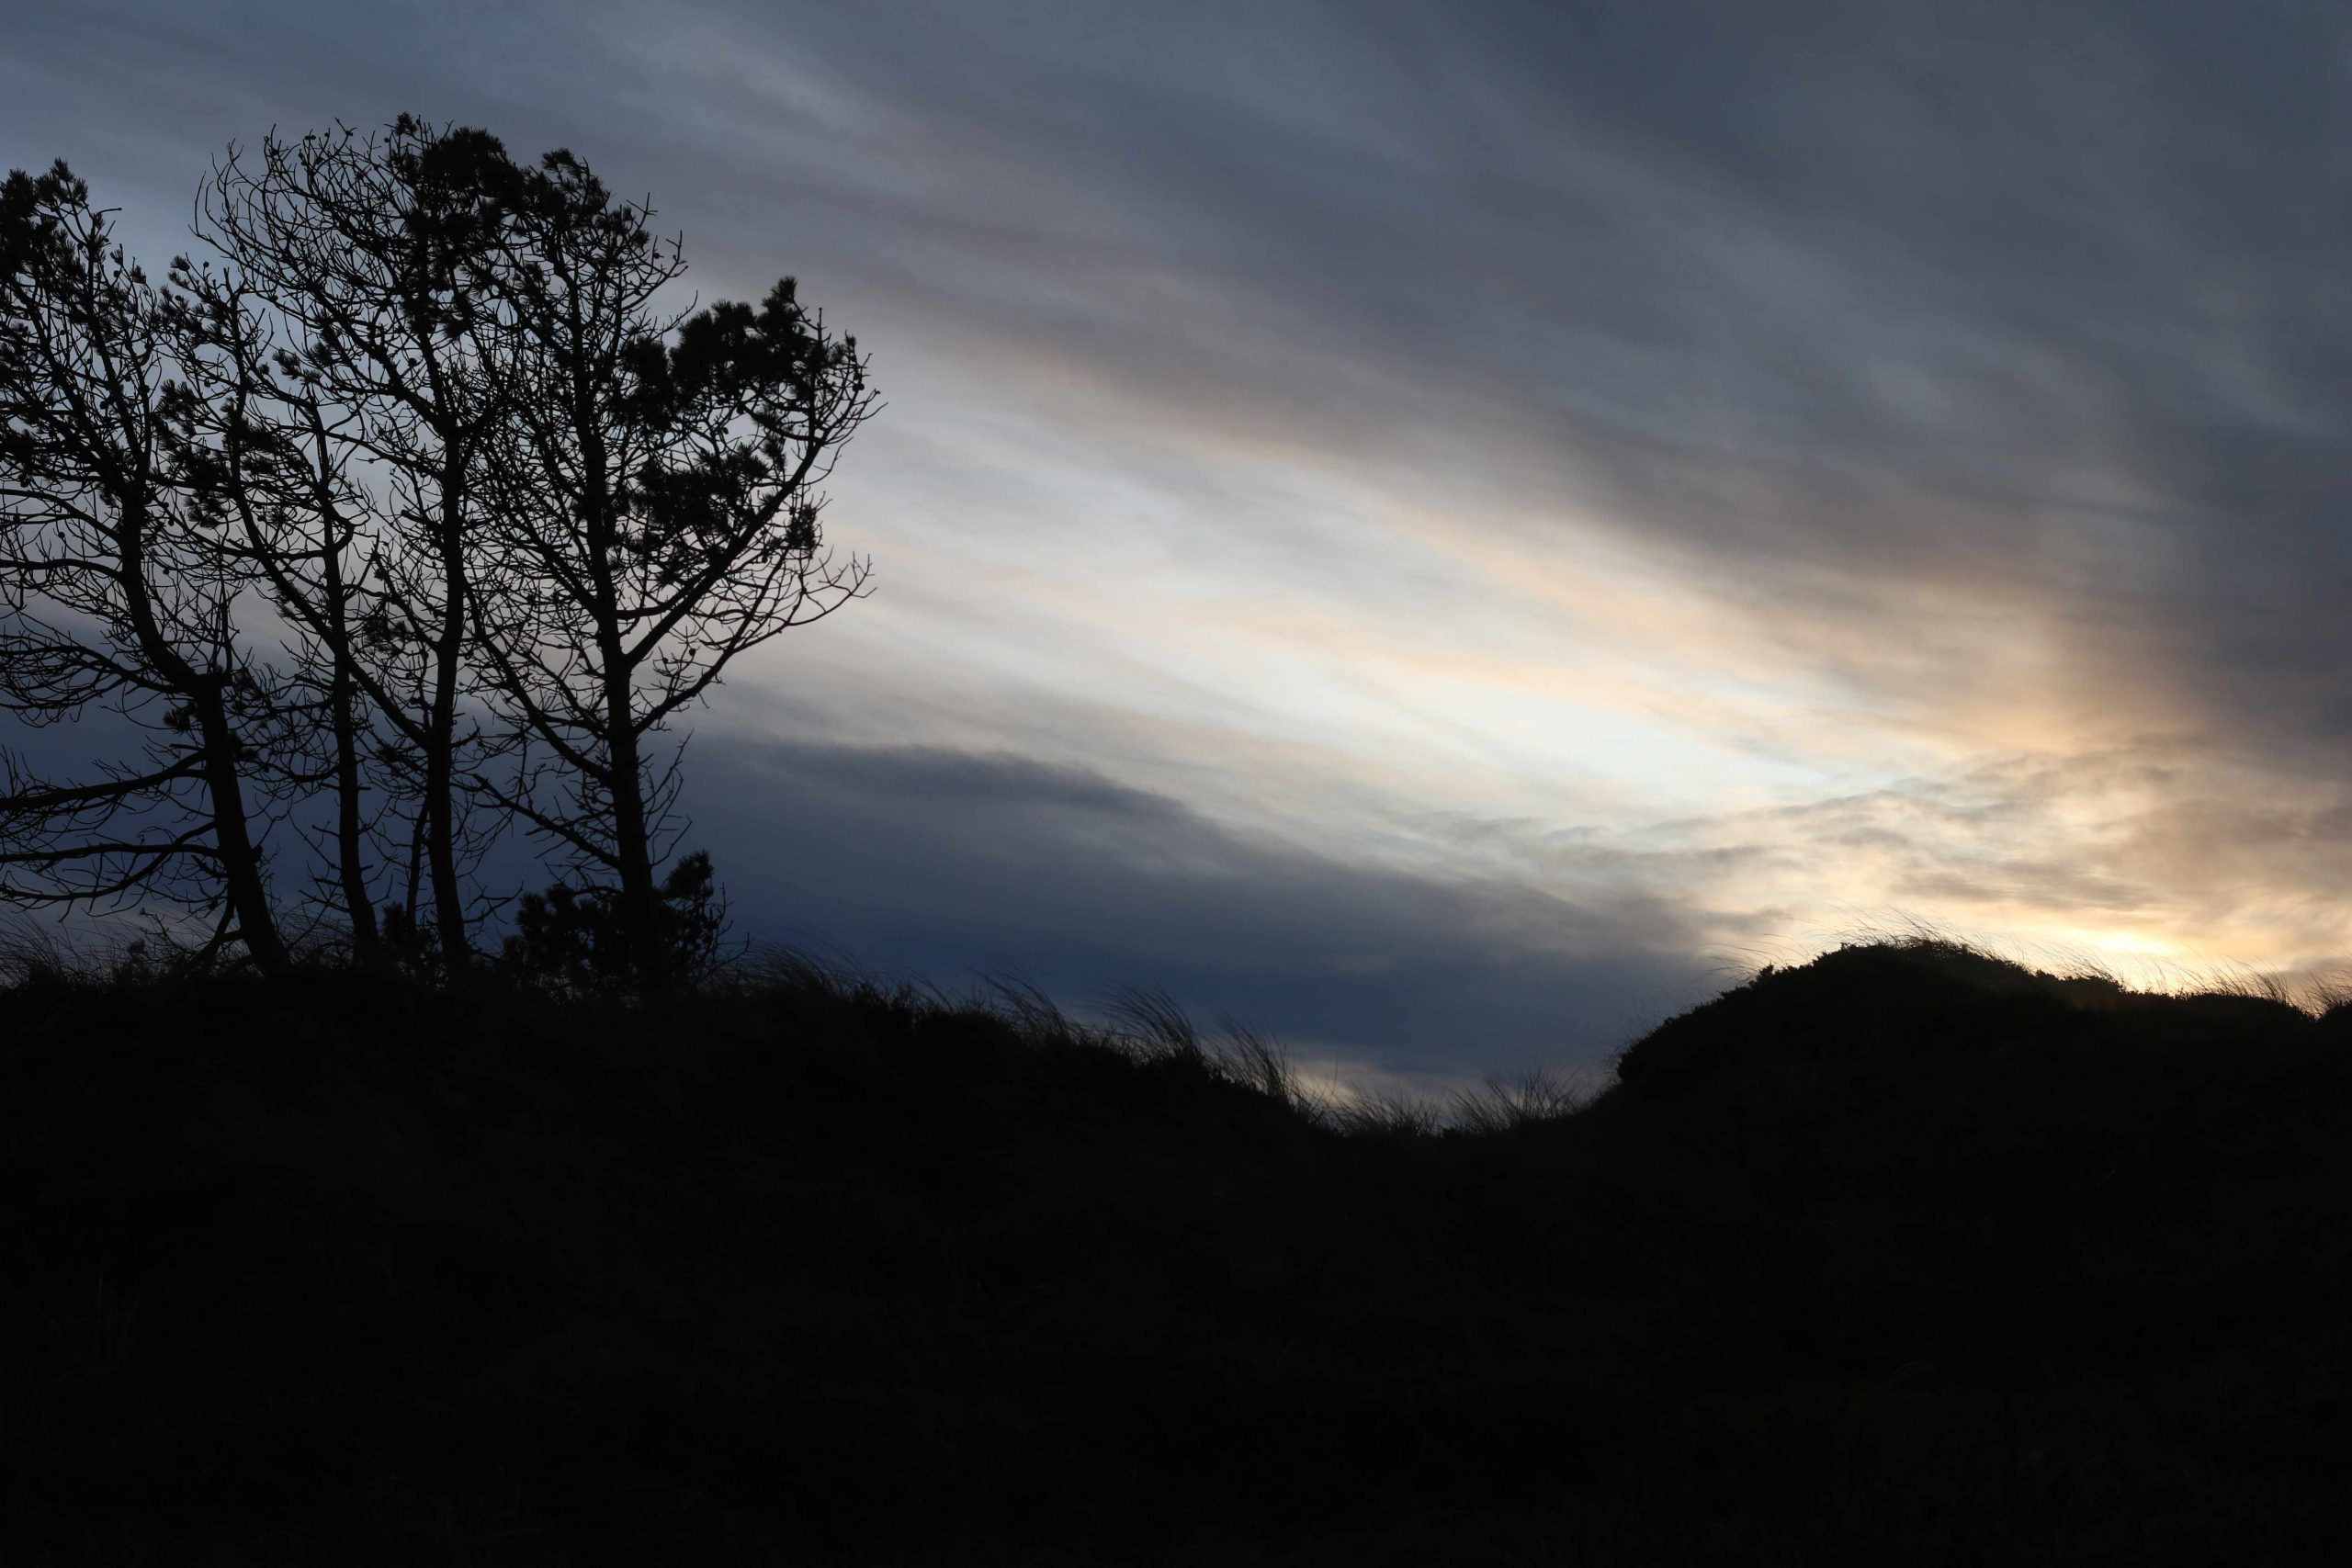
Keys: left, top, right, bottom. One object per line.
{"left": 501, "top": 849, "right": 728, "bottom": 990}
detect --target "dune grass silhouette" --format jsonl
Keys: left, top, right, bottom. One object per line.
{"left": 6, "top": 938, "right": 2352, "bottom": 1563}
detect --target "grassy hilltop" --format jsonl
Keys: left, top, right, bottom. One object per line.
{"left": 7, "top": 940, "right": 2352, "bottom": 1564}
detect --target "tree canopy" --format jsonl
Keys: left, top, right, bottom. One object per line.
{"left": 0, "top": 121, "right": 876, "bottom": 984}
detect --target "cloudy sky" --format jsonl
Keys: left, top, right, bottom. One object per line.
{"left": 9, "top": 0, "right": 2352, "bottom": 1089}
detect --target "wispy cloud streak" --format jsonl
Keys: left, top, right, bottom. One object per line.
{"left": 8, "top": 1, "right": 2352, "bottom": 1068}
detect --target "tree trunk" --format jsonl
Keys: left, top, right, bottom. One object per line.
{"left": 322, "top": 536, "right": 379, "bottom": 953}
{"left": 330, "top": 651, "right": 378, "bottom": 953}
{"left": 602, "top": 660, "right": 664, "bottom": 987}
{"left": 424, "top": 459, "right": 470, "bottom": 966}
{"left": 196, "top": 691, "right": 288, "bottom": 972}
{"left": 578, "top": 370, "right": 662, "bottom": 987}
{"left": 423, "top": 738, "right": 465, "bottom": 964}
{"left": 116, "top": 497, "right": 287, "bottom": 972}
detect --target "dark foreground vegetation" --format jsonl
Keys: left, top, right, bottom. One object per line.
{"left": 8, "top": 938, "right": 2352, "bottom": 1564}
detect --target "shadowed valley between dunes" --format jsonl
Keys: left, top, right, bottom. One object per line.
{"left": 7, "top": 938, "right": 2352, "bottom": 1564}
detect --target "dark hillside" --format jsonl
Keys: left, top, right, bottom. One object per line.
{"left": 7, "top": 942, "right": 2352, "bottom": 1563}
